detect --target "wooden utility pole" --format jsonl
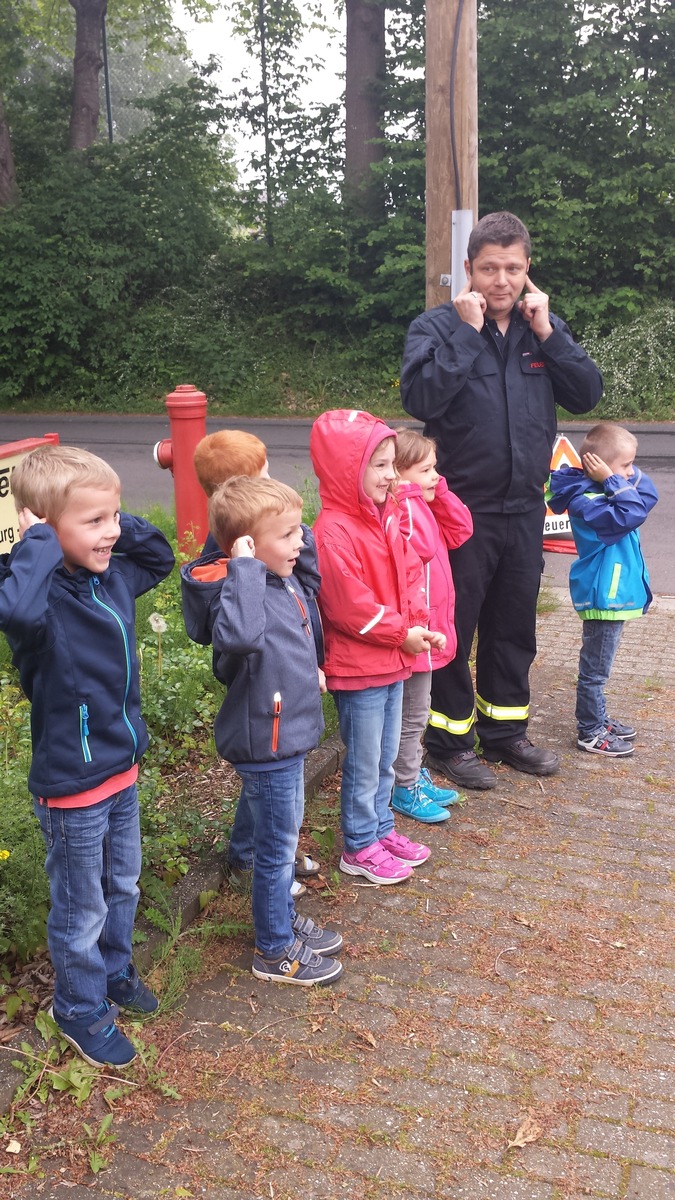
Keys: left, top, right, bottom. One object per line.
{"left": 425, "top": 0, "right": 478, "bottom": 310}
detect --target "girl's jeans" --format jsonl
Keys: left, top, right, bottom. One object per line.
{"left": 237, "top": 759, "right": 304, "bottom": 957}
{"left": 332, "top": 681, "right": 403, "bottom": 854}
{"left": 576, "top": 618, "right": 626, "bottom": 737}
{"left": 33, "top": 784, "right": 141, "bottom": 1021}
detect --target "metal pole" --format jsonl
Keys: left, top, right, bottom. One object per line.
{"left": 451, "top": 209, "right": 474, "bottom": 299}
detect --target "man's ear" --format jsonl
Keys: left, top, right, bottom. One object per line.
{"left": 464, "top": 258, "right": 471, "bottom": 283}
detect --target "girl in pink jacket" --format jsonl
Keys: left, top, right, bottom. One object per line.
{"left": 392, "top": 429, "right": 473, "bottom": 822}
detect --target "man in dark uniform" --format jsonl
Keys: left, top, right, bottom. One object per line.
{"left": 400, "top": 212, "right": 603, "bottom": 789}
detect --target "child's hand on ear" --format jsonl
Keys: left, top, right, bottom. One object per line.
{"left": 18, "top": 507, "right": 46, "bottom": 538}
{"left": 231, "top": 535, "right": 255, "bottom": 558}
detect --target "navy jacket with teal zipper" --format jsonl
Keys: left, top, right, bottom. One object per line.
{"left": 547, "top": 466, "right": 658, "bottom": 620}
{"left": 181, "top": 550, "right": 324, "bottom": 769}
{"left": 0, "top": 514, "right": 174, "bottom": 799}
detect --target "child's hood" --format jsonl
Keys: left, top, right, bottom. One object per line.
{"left": 547, "top": 465, "right": 589, "bottom": 513}
{"left": 180, "top": 553, "right": 229, "bottom": 646}
{"left": 310, "top": 408, "right": 396, "bottom": 518}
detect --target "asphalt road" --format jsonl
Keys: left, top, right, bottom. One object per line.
{"left": 1, "top": 413, "right": 673, "bottom": 595}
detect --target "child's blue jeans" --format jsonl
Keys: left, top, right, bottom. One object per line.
{"left": 237, "top": 759, "right": 304, "bottom": 957}
{"left": 576, "top": 618, "right": 626, "bottom": 737}
{"left": 33, "top": 784, "right": 141, "bottom": 1021}
{"left": 332, "top": 681, "right": 403, "bottom": 854}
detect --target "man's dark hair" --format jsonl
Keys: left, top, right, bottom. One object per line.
{"left": 467, "top": 212, "right": 531, "bottom": 264}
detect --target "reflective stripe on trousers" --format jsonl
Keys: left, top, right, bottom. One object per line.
{"left": 476, "top": 694, "right": 529, "bottom": 722}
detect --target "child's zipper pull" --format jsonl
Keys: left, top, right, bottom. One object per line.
{"left": 271, "top": 692, "right": 282, "bottom": 752}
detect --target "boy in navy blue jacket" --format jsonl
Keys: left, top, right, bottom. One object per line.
{"left": 547, "top": 423, "right": 658, "bottom": 757}
{"left": 181, "top": 476, "right": 343, "bottom": 986}
{"left": 0, "top": 445, "right": 174, "bottom": 1067}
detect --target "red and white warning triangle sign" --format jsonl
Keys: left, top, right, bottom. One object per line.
{"left": 544, "top": 434, "right": 581, "bottom": 551}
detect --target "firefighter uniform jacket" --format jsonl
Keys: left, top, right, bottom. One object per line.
{"left": 400, "top": 304, "right": 604, "bottom": 513}
{"left": 399, "top": 300, "right": 603, "bottom": 752}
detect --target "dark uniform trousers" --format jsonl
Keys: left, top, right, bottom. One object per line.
{"left": 425, "top": 503, "right": 545, "bottom": 757}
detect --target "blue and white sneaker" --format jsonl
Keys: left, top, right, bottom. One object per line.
{"left": 252, "top": 938, "right": 343, "bottom": 986}
{"left": 391, "top": 782, "right": 450, "bottom": 824}
{"left": 606, "top": 718, "right": 636, "bottom": 741}
{"left": 49, "top": 1001, "right": 136, "bottom": 1068}
{"left": 418, "top": 766, "right": 461, "bottom": 806}
{"left": 292, "top": 913, "right": 343, "bottom": 956}
{"left": 577, "top": 729, "right": 634, "bottom": 757}
{"left": 107, "top": 964, "right": 158, "bottom": 1014}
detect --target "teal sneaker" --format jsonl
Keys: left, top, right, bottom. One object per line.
{"left": 391, "top": 783, "right": 450, "bottom": 824}
{"left": 418, "top": 767, "right": 460, "bottom": 806}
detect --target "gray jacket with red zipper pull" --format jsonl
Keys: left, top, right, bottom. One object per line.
{"left": 180, "top": 552, "right": 324, "bottom": 769}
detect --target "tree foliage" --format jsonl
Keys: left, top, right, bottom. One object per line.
{"left": 477, "top": 0, "right": 674, "bottom": 330}
{"left": 0, "top": 1, "right": 673, "bottom": 416}
{"left": 0, "top": 70, "right": 237, "bottom": 403}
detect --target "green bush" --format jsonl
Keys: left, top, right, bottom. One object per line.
{"left": 583, "top": 302, "right": 675, "bottom": 421}
{"left": 0, "top": 666, "right": 50, "bottom": 961}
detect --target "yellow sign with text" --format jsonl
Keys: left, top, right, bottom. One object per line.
{"left": 0, "top": 436, "right": 60, "bottom": 554}
{"left": 0, "top": 452, "right": 24, "bottom": 554}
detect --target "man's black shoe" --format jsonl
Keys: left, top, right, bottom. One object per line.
{"left": 482, "top": 736, "right": 559, "bottom": 776}
{"left": 424, "top": 750, "right": 497, "bottom": 791}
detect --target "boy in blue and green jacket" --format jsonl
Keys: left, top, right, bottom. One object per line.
{"left": 547, "top": 422, "right": 658, "bottom": 758}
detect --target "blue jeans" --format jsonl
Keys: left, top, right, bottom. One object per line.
{"left": 576, "top": 619, "right": 625, "bottom": 737}
{"left": 238, "top": 760, "right": 304, "bottom": 957}
{"left": 332, "top": 682, "right": 403, "bottom": 854}
{"left": 227, "top": 796, "right": 255, "bottom": 871}
{"left": 33, "top": 784, "right": 141, "bottom": 1020}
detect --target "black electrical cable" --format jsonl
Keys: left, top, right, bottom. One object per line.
{"left": 448, "top": 0, "right": 465, "bottom": 209}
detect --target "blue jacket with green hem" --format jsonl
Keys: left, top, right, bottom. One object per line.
{"left": 546, "top": 465, "right": 658, "bottom": 620}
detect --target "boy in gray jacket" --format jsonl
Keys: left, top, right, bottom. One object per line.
{"left": 181, "top": 477, "right": 343, "bottom": 986}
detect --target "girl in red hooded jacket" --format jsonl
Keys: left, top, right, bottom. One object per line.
{"left": 310, "top": 410, "right": 446, "bottom": 885}
{"left": 391, "top": 428, "right": 473, "bottom": 823}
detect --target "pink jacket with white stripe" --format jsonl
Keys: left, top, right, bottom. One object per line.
{"left": 396, "top": 475, "right": 473, "bottom": 673}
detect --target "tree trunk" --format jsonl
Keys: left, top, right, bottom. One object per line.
{"left": 68, "top": 0, "right": 107, "bottom": 150}
{"left": 0, "top": 92, "right": 19, "bottom": 207}
{"left": 345, "top": 0, "right": 386, "bottom": 219}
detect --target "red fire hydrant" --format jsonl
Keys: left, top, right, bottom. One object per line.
{"left": 154, "top": 384, "right": 208, "bottom": 554}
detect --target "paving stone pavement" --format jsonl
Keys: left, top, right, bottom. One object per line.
{"left": 6, "top": 587, "right": 675, "bottom": 1200}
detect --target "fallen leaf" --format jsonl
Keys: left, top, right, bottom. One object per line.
{"left": 507, "top": 1114, "right": 542, "bottom": 1149}
{"left": 513, "top": 914, "right": 535, "bottom": 929}
{"left": 357, "top": 1030, "right": 377, "bottom": 1049}
{"left": 5, "top": 1140, "right": 21, "bottom": 1154}
{"left": 610, "top": 941, "right": 627, "bottom": 949}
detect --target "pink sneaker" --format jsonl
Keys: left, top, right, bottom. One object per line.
{"left": 339, "top": 841, "right": 413, "bottom": 884}
{"left": 379, "top": 828, "right": 431, "bottom": 867}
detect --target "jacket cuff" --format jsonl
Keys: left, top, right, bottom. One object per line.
{"left": 538, "top": 322, "right": 567, "bottom": 357}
